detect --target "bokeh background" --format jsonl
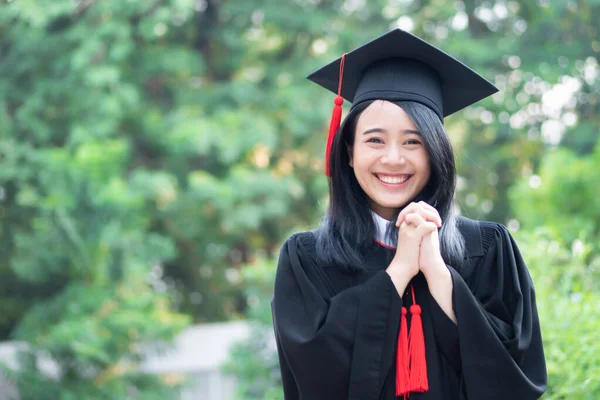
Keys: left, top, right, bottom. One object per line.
{"left": 0, "top": 0, "right": 599, "bottom": 399}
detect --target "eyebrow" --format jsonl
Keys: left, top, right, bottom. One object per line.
{"left": 362, "top": 128, "right": 422, "bottom": 136}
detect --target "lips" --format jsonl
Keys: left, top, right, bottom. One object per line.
{"left": 374, "top": 173, "right": 412, "bottom": 185}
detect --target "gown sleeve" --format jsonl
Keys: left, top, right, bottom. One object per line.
{"left": 427, "top": 287, "right": 461, "bottom": 373}
{"left": 271, "top": 233, "right": 402, "bottom": 400}
{"left": 450, "top": 221, "right": 547, "bottom": 399}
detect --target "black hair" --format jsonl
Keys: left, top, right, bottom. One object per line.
{"left": 315, "top": 100, "right": 466, "bottom": 271}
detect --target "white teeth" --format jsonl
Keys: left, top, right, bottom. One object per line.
{"left": 377, "top": 175, "right": 410, "bottom": 184}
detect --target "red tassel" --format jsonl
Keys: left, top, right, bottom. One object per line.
{"left": 324, "top": 53, "right": 346, "bottom": 177}
{"left": 325, "top": 95, "right": 343, "bottom": 176}
{"left": 408, "top": 288, "right": 429, "bottom": 392}
{"left": 396, "top": 307, "right": 410, "bottom": 398}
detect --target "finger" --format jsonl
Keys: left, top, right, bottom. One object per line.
{"left": 404, "top": 212, "right": 426, "bottom": 227}
{"left": 415, "top": 221, "right": 438, "bottom": 237}
{"left": 396, "top": 202, "right": 420, "bottom": 227}
{"left": 401, "top": 203, "right": 441, "bottom": 227}
{"left": 396, "top": 203, "right": 415, "bottom": 227}
{"left": 418, "top": 201, "right": 442, "bottom": 226}
{"left": 399, "top": 220, "right": 410, "bottom": 231}
{"left": 416, "top": 207, "right": 442, "bottom": 227}
{"left": 418, "top": 201, "right": 438, "bottom": 214}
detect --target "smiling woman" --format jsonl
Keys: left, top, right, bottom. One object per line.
{"left": 271, "top": 29, "right": 547, "bottom": 400}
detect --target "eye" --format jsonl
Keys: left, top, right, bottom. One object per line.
{"left": 366, "top": 137, "right": 384, "bottom": 144}
{"left": 405, "top": 139, "right": 422, "bottom": 146}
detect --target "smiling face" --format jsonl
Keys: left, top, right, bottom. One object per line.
{"left": 349, "top": 100, "right": 431, "bottom": 221}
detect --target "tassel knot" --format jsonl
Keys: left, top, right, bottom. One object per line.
{"left": 410, "top": 304, "right": 421, "bottom": 315}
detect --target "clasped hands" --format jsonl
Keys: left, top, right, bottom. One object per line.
{"left": 386, "top": 201, "right": 450, "bottom": 291}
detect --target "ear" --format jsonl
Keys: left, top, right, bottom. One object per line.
{"left": 347, "top": 143, "right": 354, "bottom": 168}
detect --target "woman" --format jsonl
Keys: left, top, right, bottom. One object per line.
{"left": 271, "top": 29, "right": 547, "bottom": 400}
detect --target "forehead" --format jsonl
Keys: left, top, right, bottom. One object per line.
{"left": 356, "top": 100, "right": 417, "bottom": 130}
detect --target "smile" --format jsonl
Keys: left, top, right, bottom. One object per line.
{"left": 374, "top": 174, "right": 412, "bottom": 185}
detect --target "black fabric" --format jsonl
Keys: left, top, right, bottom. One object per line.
{"left": 271, "top": 217, "right": 547, "bottom": 399}
{"left": 306, "top": 29, "right": 498, "bottom": 119}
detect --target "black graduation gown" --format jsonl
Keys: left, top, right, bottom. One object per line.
{"left": 271, "top": 217, "right": 547, "bottom": 399}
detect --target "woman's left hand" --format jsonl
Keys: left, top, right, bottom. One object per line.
{"left": 396, "top": 201, "right": 447, "bottom": 278}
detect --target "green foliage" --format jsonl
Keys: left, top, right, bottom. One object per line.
{"left": 3, "top": 0, "right": 598, "bottom": 327}
{"left": 221, "top": 0, "right": 599, "bottom": 397}
{"left": 6, "top": 283, "right": 188, "bottom": 400}
{"left": 1, "top": 0, "right": 599, "bottom": 396}
{"left": 222, "top": 259, "right": 282, "bottom": 400}
{"left": 1, "top": 0, "right": 192, "bottom": 396}
{"left": 517, "top": 229, "right": 600, "bottom": 399}
{"left": 509, "top": 144, "right": 600, "bottom": 244}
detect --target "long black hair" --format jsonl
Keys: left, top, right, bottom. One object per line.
{"left": 315, "top": 100, "right": 466, "bottom": 271}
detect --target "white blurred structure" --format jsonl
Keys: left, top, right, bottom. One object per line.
{"left": 143, "top": 321, "right": 251, "bottom": 399}
{"left": 0, "top": 321, "right": 251, "bottom": 400}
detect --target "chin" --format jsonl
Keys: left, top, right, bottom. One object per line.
{"left": 378, "top": 198, "right": 411, "bottom": 210}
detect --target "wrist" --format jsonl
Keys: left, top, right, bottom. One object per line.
{"left": 386, "top": 264, "right": 414, "bottom": 294}
{"left": 423, "top": 263, "right": 451, "bottom": 286}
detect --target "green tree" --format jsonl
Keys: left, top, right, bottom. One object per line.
{"left": 1, "top": 0, "right": 599, "bottom": 396}
{"left": 518, "top": 229, "right": 600, "bottom": 399}
{"left": 1, "top": 1, "right": 189, "bottom": 397}
{"left": 219, "top": 2, "right": 599, "bottom": 399}
{"left": 509, "top": 143, "right": 600, "bottom": 245}
{"left": 4, "top": 0, "right": 596, "bottom": 331}
{"left": 223, "top": 259, "right": 282, "bottom": 400}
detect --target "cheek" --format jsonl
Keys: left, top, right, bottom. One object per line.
{"left": 417, "top": 151, "right": 431, "bottom": 176}
{"left": 350, "top": 145, "right": 365, "bottom": 169}
{"left": 406, "top": 152, "right": 431, "bottom": 184}
{"left": 422, "top": 159, "right": 431, "bottom": 177}
{"left": 351, "top": 149, "right": 376, "bottom": 173}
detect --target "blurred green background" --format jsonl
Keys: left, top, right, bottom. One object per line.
{"left": 0, "top": 0, "right": 598, "bottom": 399}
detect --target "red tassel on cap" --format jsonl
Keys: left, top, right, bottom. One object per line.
{"left": 324, "top": 53, "right": 346, "bottom": 177}
{"left": 408, "top": 286, "right": 429, "bottom": 393}
{"left": 396, "top": 307, "right": 410, "bottom": 398}
{"left": 396, "top": 285, "right": 429, "bottom": 398}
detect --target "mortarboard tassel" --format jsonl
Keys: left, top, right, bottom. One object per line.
{"left": 396, "top": 306, "right": 410, "bottom": 398}
{"left": 324, "top": 53, "right": 346, "bottom": 177}
{"left": 408, "top": 286, "right": 429, "bottom": 393}
{"left": 396, "top": 285, "right": 429, "bottom": 398}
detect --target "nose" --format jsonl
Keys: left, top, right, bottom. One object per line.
{"left": 381, "top": 144, "right": 406, "bottom": 165}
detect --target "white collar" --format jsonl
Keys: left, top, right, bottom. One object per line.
{"left": 371, "top": 210, "right": 396, "bottom": 248}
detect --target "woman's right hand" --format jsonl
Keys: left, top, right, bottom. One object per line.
{"left": 385, "top": 202, "right": 441, "bottom": 295}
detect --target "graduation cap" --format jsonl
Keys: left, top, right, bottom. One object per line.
{"left": 307, "top": 28, "right": 498, "bottom": 176}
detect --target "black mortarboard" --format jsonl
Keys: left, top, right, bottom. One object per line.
{"left": 308, "top": 28, "right": 498, "bottom": 176}
{"left": 308, "top": 28, "right": 498, "bottom": 119}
